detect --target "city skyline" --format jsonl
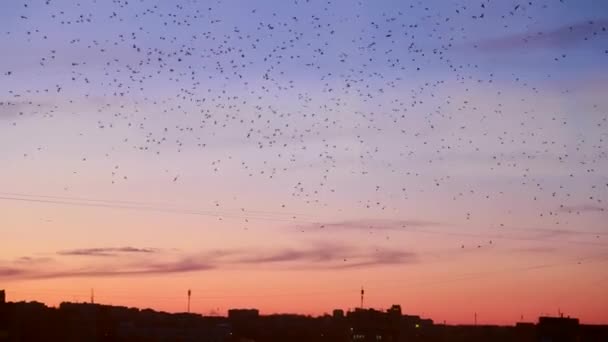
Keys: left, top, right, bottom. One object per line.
{"left": 1, "top": 292, "right": 606, "bottom": 342}
{"left": 0, "top": 288, "right": 596, "bottom": 325}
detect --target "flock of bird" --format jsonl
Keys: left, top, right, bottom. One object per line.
{"left": 1, "top": 0, "right": 607, "bottom": 254}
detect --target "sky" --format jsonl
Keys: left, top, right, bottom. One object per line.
{"left": 0, "top": 0, "right": 607, "bottom": 325}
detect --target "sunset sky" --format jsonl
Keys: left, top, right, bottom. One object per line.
{"left": 1, "top": 0, "right": 607, "bottom": 325}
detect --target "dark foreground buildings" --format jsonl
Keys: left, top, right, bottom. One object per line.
{"left": 0, "top": 290, "right": 607, "bottom": 341}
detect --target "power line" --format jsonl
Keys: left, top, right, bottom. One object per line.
{"left": 0, "top": 191, "right": 316, "bottom": 218}
{"left": 406, "top": 227, "right": 607, "bottom": 247}
{"left": 0, "top": 192, "right": 605, "bottom": 247}
{"left": 0, "top": 194, "right": 317, "bottom": 224}
{"left": 7, "top": 253, "right": 608, "bottom": 301}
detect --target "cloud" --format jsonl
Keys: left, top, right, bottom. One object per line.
{"left": 511, "top": 246, "right": 558, "bottom": 254}
{"left": 475, "top": 19, "right": 608, "bottom": 51}
{"left": 0, "top": 99, "right": 52, "bottom": 120}
{"left": 238, "top": 249, "right": 330, "bottom": 264}
{"left": 0, "top": 267, "right": 26, "bottom": 277}
{"left": 13, "top": 256, "right": 53, "bottom": 264}
{"left": 296, "top": 218, "right": 437, "bottom": 231}
{"left": 0, "top": 241, "right": 418, "bottom": 281}
{"left": 235, "top": 243, "right": 349, "bottom": 264}
{"left": 557, "top": 204, "right": 605, "bottom": 213}
{"left": 57, "top": 247, "right": 159, "bottom": 257}
{"left": 3, "top": 257, "right": 214, "bottom": 280}
{"left": 232, "top": 243, "right": 417, "bottom": 269}
{"left": 330, "top": 250, "right": 416, "bottom": 269}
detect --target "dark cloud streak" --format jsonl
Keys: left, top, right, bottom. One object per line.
{"left": 57, "top": 247, "right": 159, "bottom": 257}
{"left": 0, "top": 267, "right": 27, "bottom": 277}
{"left": 475, "top": 19, "right": 608, "bottom": 51}
{"left": 233, "top": 243, "right": 417, "bottom": 269}
{"left": 3, "top": 258, "right": 214, "bottom": 280}
{"left": 558, "top": 204, "right": 605, "bottom": 213}
{"left": 298, "top": 219, "right": 438, "bottom": 231}
{"left": 2, "top": 243, "right": 417, "bottom": 280}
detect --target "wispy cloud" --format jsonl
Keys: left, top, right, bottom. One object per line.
{"left": 475, "top": 19, "right": 608, "bottom": 51}
{"left": 296, "top": 218, "right": 438, "bottom": 231}
{"left": 237, "top": 248, "right": 337, "bottom": 264}
{"left": 57, "top": 247, "right": 159, "bottom": 257}
{"left": 558, "top": 204, "right": 605, "bottom": 213}
{"left": 330, "top": 250, "right": 416, "bottom": 269}
{"left": 13, "top": 256, "right": 54, "bottom": 264}
{"left": 0, "top": 99, "right": 53, "bottom": 120}
{"left": 511, "top": 246, "right": 558, "bottom": 254}
{"left": 5, "top": 257, "right": 214, "bottom": 280}
{"left": 0, "top": 267, "right": 26, "bottom": 277}
{"left": 231, "top": 242, "right": 416, "bottom": 269}
{"left": 1, "top": 243, "right": 416, "bottom": 280}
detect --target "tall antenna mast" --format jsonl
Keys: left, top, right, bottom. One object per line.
{"left": 187, "top": 289, "right": 191, "bottom": 313}
{"left": 90, "top": 288, "right": 94, "bottom": 304}
{"left": 360, "top": 286, "right": 364, "bottom": 309}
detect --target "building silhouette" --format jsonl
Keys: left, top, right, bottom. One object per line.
{"left": 537, "top": 316, "right": 580, "bottom": 342}
{"left": 0, "top": 290, "right": 6, "bottom": 341}
{"left": 0, "top": 291, "right": 607, "bottom": 341}
{"left": 333, "top": 309, "right": 345, "bottom": 319}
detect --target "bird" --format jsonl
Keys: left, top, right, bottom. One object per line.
{"left": 1, "top": 0, "right": 606, "bottom": 282}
